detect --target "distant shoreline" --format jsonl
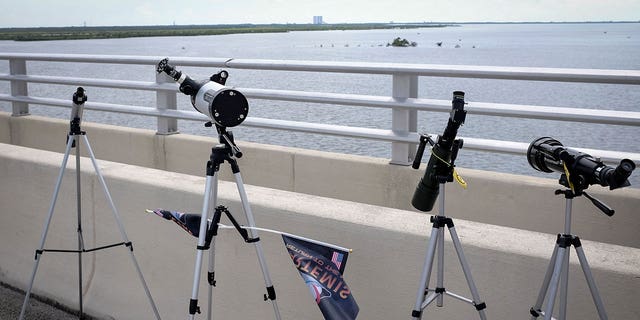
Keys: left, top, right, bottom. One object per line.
{"left": 0, "top": 21, "right": 637, "bottom": 42}
{"left": 0, "top": 23, "right": 449, "bottom": 41}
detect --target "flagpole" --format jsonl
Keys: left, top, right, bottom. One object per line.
{"left": 145, "top": 209, "right": 352, "bottom": 252}
{"left": 217, "top": 224, "right": 353, "bottom": 253}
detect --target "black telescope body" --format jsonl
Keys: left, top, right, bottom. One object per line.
{"left": 411, "top": 91, "right": 467, "bottom": 212}
{"left": 527, "top": 137, "right": 635, "bottom": 191}
{"left": 156, "top": 58, "right": 248, "bottom": 128}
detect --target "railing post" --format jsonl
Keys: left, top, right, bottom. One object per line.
{"left": 9, "top": 58, "right": 29, "bottom": 116}
{"left": 155, "top": 71, "right": 179, "bottom": 135}
{"left": 390, "top": 74, "right": 418, "bottom": 165}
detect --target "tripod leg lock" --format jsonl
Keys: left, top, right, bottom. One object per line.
{"left": 556, "top": 234, "right": 582, "bottom": 248}
{"left": 263, "top": 286, "right": 276, "bottom": 301}
{"left": 411, "top": 310, "right": 422, "bottom": 318}
{"left": 246, "top": 237, "right": 261, "bottom": 243}
{"left": 208, "top": 271, "right": 216, "bottom": 286}
{"left": 529, "top": 307, "right": 541, "bottom": 318}
{"left": 571, "top": 236, "right": 582, "bottom": 248}
{"left": 430, "top": 216, "right": 454, "bottom": 228}
{"left": 474, "top": 301, "right": 487, "bottom": 311}
{"left": 189, "top": 299, "right": 201, "bottom": 315}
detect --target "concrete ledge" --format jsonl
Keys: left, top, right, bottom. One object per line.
{"left": 1, "top": 143, "right": 639, "bottom": 319}
{"left": 2, "top": 112, "right": 640, "bottom": 249}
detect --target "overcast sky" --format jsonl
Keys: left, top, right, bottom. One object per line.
{"left": 1, "top": 0, "right": 639, "bottom": 28}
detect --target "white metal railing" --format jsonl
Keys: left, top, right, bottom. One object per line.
{"left": 1, "top": 53, "right": 640, "bottom": 165}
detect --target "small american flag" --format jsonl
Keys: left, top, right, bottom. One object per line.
{"left": 331, "top": 251, "right": 344, "bottom": 270}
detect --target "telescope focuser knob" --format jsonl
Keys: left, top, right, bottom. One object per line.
{"left": 210, "top": 70, "right": 229, "bottom": 85}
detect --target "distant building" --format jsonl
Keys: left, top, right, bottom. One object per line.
{"left": 313, "top": 16, "right": 323, "bottom": 25}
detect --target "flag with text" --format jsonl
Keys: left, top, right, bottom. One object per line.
{"left": 282, "top": 235, "right": 358, "bottom": 320}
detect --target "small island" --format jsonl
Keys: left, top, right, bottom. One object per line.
{"left": 387, "top": 37, "right": 417, "bottom": 47}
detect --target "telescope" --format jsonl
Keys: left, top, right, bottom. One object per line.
{"left": 156, "top": 58, "right": 248, "bottom": 128}
{"left": 70, "top": 87, "right": 87, "bottom": 128}
{"left": 67, "top": 87, "right": 87, "bottom": 146}
{"left": 411, "top": 91, "right": 467, "bottom": 212}
{"left": 527, "top": 137, "right": 635, "bottom": 192}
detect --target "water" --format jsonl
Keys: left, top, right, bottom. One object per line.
{"left": 1, "top": 23, "right": 639, "bottom": 187}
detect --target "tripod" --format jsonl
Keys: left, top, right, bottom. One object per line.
{"left": 411, "top": 135, "right": 486, "bottom": 319}
{"left": 529, "top": 188, "right": 610, "bottom": 320}
{"left": 411, "top": 182, "right": 487, "bottom": 320}
{"left": 19, "top": 88, "right": 161, "bottom": 319}
{"left": 187, "top": 124, "right": 281, "bottom": 320}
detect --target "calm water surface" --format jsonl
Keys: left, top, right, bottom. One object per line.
{"left": 1, "top": 23, "right": 639, "bottom": 186}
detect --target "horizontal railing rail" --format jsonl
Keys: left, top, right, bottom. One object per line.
{"left": 1, "top": 53, "right": 639, "bottom": 165}
{"left": 1, "top": 53, "right": 639, "bottom": 84}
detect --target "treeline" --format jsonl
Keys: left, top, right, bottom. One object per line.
{"left": 0, "top": 23, "right": 448, "bottom": 41}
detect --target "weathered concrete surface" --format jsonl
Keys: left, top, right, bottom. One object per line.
{"left": 1, "top": 143, "right": 639, "bottom": 319}
{"left": 2, "top": 112, "right": 640, "bottom": 248}
{"left": 0, "top": 283, "right": 86, "bottom": 320}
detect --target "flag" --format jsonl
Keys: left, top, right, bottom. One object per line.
{"left": 147, "top": 208, "right": 202, "bottom": 237}
{"left": 282, "top": 235, "right": 359, "bottom": 320}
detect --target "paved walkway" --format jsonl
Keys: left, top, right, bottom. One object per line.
{"left": 0, "top": 283, "right": 91, "bottom": 320}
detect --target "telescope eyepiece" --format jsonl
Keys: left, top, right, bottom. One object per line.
{"left": 604, "top": 159, "right": 635, "bottom": 190}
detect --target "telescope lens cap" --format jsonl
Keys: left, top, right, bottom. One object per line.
{"left": 211, "top": 89, "right": 249, "bottom": 127}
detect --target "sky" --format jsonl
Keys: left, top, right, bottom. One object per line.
{"left": 1, "top": 0, "right": 639, "bottom": 28}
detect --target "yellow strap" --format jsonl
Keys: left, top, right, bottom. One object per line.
{"left": 563, "top": 163, "right": 575, "bottom": 192}
{"left": 453, "top": 168, "right": 468, "bottom": 189}
{"left": 430, "top": 147, "right": 468, "bottom": 189}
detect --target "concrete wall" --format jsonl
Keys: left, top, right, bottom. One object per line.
{"left": 2, "top": 112, "right": 639, "bottom": 249}
{"left": 1, "top": 143, "right": 639, "bottom": 319}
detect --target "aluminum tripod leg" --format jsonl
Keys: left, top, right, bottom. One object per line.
{"left": 530, "top": 243, "right": 608, "bottom": 320}
{"left": 207, "top": 243, "right": 216, "bottom": 320}
{"left": 75, "top": 137, "right": 85, "bottom": 317}
{"left": 575, "top": 245, "right": 608, "bottom": 319}
{"left": 543, "top": 246, "right": 568, "bottom": 320}
{"left": 207, "top": 174, "right": 218, "bottom": 320}
{"left": 411, "top": 184, "right": 486, "bottom": 319}
{"left": 19, "top": 136, "right": 76, "bottom": 320}
{"left": 530, "top": 195, "right": 607, "bottom": 320}
{"left": 83, "top": 135, "right": 161, "bottom": 319}
{"left": 188, "top": 171, "right": 281, "bottom": 320}
{"left": 436, "top": 216, "right": 445, "bottom": 307}
{"left": 448, "top": 225, "right": 487, "bottom": 320}
{"left": 189, "top": 174, "right": 217, "bottom": 320}
{"left": 559, "top": 247, "right": 569, "bottom": 319}
{"left": 412, "top": 225, "right": 441, "bottom": 319}
{"left": 20, "top": 134, "right": 161, "bottom": 320}
{"left": 206, "top": 174, "right": 218, "bottom": 320}
{"left": 234, "top": 172, "right": 282, "bottom": 320}
{"left": 530, "top": 244, "right": 560, "bottom": 320}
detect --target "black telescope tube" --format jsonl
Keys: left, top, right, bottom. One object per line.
{"left": 527, "top": 137, "right": 635, "bottom": 190}
{"left": 411, "top": 91, "right": 467, "bottom": 212}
